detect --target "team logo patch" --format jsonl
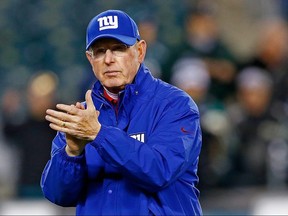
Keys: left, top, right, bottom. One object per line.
{"left": 98, "top": 16, "right": 118, "bottom": 31}
{"left": 130, "top": 133, "right": 145, "bottom": 143}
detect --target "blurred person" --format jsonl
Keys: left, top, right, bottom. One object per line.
{"left": 0, "top": 125, "right": 18, "bottom": 199}
{"left": 171, "top": 7, "right": 238, "bottom": 103}
{"left": 41, "top": 10, "right": 203, "bottom": 215}
{"left": 184, "top": 8, "right": 238, "bottom": 102}
{"left": 171, "top": 57, "right": 211, "bottom": 104}
{"left": 171, "top": 57, "right": 235, "bottom": 191}
{"left": 0, "top": 89, "right": 24, "bottom": 198}
{"left": 137, "top": 16, "right": 171, "bottom": 79}
{"left": 239, "top": 18, "right": 288, "bottom": 166}
{"left": 1, "top": 89, "right": 26, "bottom": 128}
{"left": 241, "top": 18, "right": 288, "bottom": 104}
{"left": 2, "top": 71, "right": 58, "bottom": 198}
{"left": 227, "top": 67, "right": 285, "bottom": 187}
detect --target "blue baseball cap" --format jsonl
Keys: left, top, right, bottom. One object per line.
{"left": 86, "top": 10, "right": 141, "bottom": 50}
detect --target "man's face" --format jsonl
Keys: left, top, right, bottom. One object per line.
{"left": 86, "top": 38, "right": 146, "bottom": 93}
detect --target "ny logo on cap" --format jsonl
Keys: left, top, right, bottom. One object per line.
{"left": 98, "top": 16, "right": 118, "bottom": 31}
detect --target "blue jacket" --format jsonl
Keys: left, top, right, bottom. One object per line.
{"left": 41, "top": 64, "right": 203, "bottom": 215}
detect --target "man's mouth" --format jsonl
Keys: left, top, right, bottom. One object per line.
{"left": 104, "top": 71, "right": 120, "bottom": 76}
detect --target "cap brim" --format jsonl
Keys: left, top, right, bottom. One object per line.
{"left": 86, "top": 34, "right": 137, "bottom": 50}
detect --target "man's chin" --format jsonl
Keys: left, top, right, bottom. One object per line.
{"left": 103, "top": 84, "right": 125, "bottom": 94}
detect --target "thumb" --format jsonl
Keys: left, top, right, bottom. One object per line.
{"left": 85, "top": 90, "right": 95, "bottom": 110}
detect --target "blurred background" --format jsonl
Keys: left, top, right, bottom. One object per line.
{"left": 0, "top": 0, "right": 288, "bottom": 215}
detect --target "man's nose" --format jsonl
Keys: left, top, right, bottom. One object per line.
{"left": 104, "top": 49, "right": 115, "bottom": 64}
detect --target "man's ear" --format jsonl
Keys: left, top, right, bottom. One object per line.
{"left": 137, "top": 40, "right": 147, "bottom": 63}
{"left": 86, "top": 51, "right": 93, "bottom": 64}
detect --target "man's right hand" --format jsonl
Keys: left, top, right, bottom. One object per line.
{"left": 65, "top": 133, "right": 87, "bottom": 156}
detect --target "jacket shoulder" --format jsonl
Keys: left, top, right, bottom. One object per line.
{"left": 153, "top": 80, "right": 199, "bottom": 113}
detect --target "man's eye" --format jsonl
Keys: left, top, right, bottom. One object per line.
{"left": 112, "top": 44, "right": 128, "bottom": 52}
{"left": 95, "top": 48, "right": 106, "bottom": 54}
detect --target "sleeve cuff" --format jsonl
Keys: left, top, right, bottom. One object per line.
{"left": 58, "top": 145, "right": 86, "bottom": 163}
{"left": 91, "top": 124, "right": 108, "bottom": 149}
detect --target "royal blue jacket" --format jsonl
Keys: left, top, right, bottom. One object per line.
{"left": 41, "top": 64, "right": 203, "bottom": 215}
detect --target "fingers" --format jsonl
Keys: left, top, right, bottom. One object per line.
{"left": 85, "top": 90, "right": 95, "bottom": 111}
{"left": 45, "top": 97, "right": 90, "bottom": 127}
{"left": 49, "top": 121, "right": 66, "bottom": 131}
{"left": 46, "top": 109, "right": 74, "bottom": 122}
{"left": 45, "top": 113, "right": 62, "bottom": 125}
{"left": 45, "top": 111, "right": 70, "bottom": 128}
{"left": 50, "top": 90, "right": 92, "bottom": 114}
{"left": 45, "top": 111, "right": 79, "bottom": 135}
{"left": 75, "top": 102, "right": 85, "bottom": 110}
{"left": 56, "top": 104, "right": 79, "bottom": 114}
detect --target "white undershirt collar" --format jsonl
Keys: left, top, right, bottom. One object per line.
{"left": 103, "top": 87, "right": 119, "bottom": 100}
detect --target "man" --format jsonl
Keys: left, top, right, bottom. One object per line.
{"left": 41, "top": 9, "right": 202, "bottom": 215}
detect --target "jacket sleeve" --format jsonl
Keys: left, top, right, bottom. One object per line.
{"left": 91, "top": 95, "right": 202, "bottom": 192}
{"left": 40, "top": 132, "right": 87, "bottom": 207}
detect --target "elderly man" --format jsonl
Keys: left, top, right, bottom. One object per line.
{"left": 42, "top": 9, "right": 202, "bottom": 215}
